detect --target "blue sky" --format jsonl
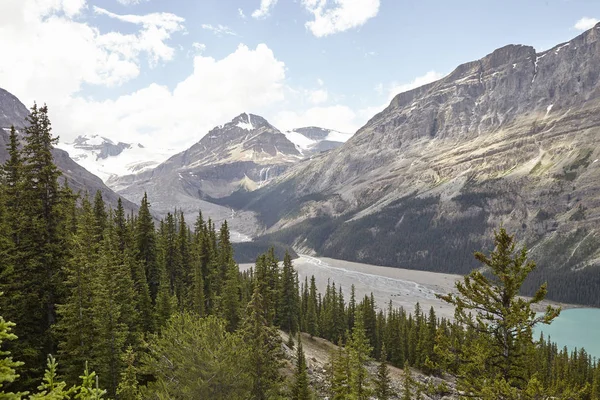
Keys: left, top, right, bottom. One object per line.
{"left": 0, "top": 0, "right": 599, "bottom": 150}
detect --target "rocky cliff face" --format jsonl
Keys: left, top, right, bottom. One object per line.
{"left": 0, "top": 88, "right": 140, "bottom": 214}
{"left": 231, "top": 24, "right": 600, "bottom": 305}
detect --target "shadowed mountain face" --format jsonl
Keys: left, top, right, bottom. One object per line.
{"left": 0, "top": 88, "right": 139, "bottom": 214}
{"left": 223, "top": 24, "right": 600, "bottom": 306}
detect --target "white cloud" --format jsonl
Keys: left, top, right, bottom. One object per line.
{"left": 574, "top": 17, "right": 599, "bottom": 31}
{"left": 0, "top": 0, "right": 184, "bottom": 105}
{"left": 302, "top": 0, "right": 380, "bottom": 37}
{"left": 252, "top": 0, "right": 278, "bottom": 19}
{"left": 238, "top": 8, "right": 246, "bottom": 19}
{"left": 116, "top": 0, "right": 148, "bottom": 5}
{"left": 192, "top": 42, "right": 206, "bottom": 53}
{"left": 94, "top": 6, "right": 185, "bottom": 66}
{"left": 308, "top": 89, "right": 328, "bottom": 104}
{"left": 0, "top": 0, "right": 386, "bottom": 154}
{"left": 53, "top": 44, "right": 286, "bottom": 149}
{"left": 201, "top": 23, "right": 237, "bottom": 36}
{"left": 317, "top": 78, "right": 324, "bottom": 86}
{"left": 387, "top": 70, "right": 444, "bottom": 100}
{"left": 0, "top": 0, "right": 289, "bottom": 152}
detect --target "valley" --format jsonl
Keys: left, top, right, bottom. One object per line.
{"left": 2, "top": 2, "right": 600, "bottom": 398}
{"left": 243, "top": 254, "right": 461, "bottom": 319}
{"left": 241, "top": 254, "right": 573, "bottom": 321}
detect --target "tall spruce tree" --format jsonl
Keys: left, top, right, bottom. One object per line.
{"left": 437, "top": 227, "right": 560, "bottom": 398}
{"left": 136, "top": 193, "right": 158, "bottom": 303}
{"left": 241, "top": 285, "right": 284, "bottom": 400}
{"left": 329, "top": 339, "right": 350, "bottom": 400}
{"left": 56, "top": 195, "right": 99, "bottom": 385}
{"left": 348, "top": 310, "right": 373, "bottom": 400}
{"left": 291, "top": 334, "right": 311, "bottom": 400}
{"left": 84, "top": 214, "right": 139, "bottom": 397}
{"left": 9, "top": 104, "right": 68, "bottom": 385}
{"left": 306, "top": 276, "right": 318, "bottom": 337}
{"left": 374, "top": 345, "right": 393, "bottom": 400}
{"left": 278, "top": 252, "right": 299, "bottom": 335}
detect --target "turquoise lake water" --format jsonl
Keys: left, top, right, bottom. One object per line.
{"left": 534, "top": 308, "right": 600, "bottom": 358}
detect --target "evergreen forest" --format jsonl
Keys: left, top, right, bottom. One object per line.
{"left": 0, "top": 105, "right": 599, "bottom": 399}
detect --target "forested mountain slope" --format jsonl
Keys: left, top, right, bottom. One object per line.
{"left": 223, "top": 23, "right": 600, "bottom": 306}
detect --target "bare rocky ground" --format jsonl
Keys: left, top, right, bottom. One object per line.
{"left": 280, "top": 331, "right": 458, "bottom": 399}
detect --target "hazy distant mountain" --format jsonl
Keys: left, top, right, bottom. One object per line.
{"left": 57, "top": 135, "right": 172, "bottom": 182}
{"left": 284, "top": 126, "right": 352, "bottom": 156}
{"left": 0, "top": 88, "right": 139, "bottom": 214}
{"left": 220, "top": 23, "right": 600, "bottom": 306}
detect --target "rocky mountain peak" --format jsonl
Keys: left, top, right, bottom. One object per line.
{"left": 192, "top": 113, "right": 300, "bottom": 162}
{"left": 69, "top": 134, "right": 133, "bottom": 160}
{"left": 230, "top": 112, "right": 273, "bottom": 131}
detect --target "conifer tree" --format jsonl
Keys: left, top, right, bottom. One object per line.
{"left": 135, "top": 193, "right": 158, "bottom": 303}
{"left": 9, "top": 104, "right": 69, "bottom": 384}
{"left": 1, "top": 126, "right": 23, "bottom": 248}
{"left": 220, "top": 260, "right": 241, "bottom": 332}
{"left": 374, "top": 345, "right": 393, "bottom": 400}
{"left": 291, "top": 334, "right": 311, "bottom": 400}
{"left": 437, "top": 227, "right": 560, "bottom": 398}
{"left": 348, "top": 310, "right": 372, "bottom": 400}
{"left": 329, "top": 339, "right": 350, "bottom": 400}
{"left": 92, "top": 191, "right": 107, "bottom": 243}
{"left": 115, "top": 347, "right": 141, "bottom": 400}
{"left": 142, "top": 313, "right": 250, "bottom": 399}
{"left": 300, "top": 277, "right": 309, "bottom": 331}
{"left": 306, "top": 276, "right": 318, "bottom": 337}
{"left": 0, "top": 298, "right": 25, "bottom": 399}
{"left": 56, "top": 196, "right": 99, "bottom": 384}
{"left": 348, "top": 284, "right": 356, "bottom": 332}
{"left": 241, "top": 285, "right": 284, "bottom": 400}
{"left": 91, "top": 218, "right": 138, "bottom": 396}
{"left": 29, "top": 355, "right": 72, "bottom": 399}
{"left": 401, "top": 361, "right": 413, "bottom": 400}
{"left": 155, "top": 261, "right": 176, "bottom": 329}
{"left": 278, "top": 252, "right": 299, "bottom": 335}
{"left": 177, "top": 212, "right": 192, "bottom": 311}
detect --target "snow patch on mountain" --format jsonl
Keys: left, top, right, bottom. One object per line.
{"left": 324, "top": 130, "right": 353, "bottom": 143}
{"left": 57, "top": 135, "right": 175, "bottom": 184}
{"left": 284, "top": 130, "right": 317, "bottom": 151}
{"left": 284, "top": 127, "right": 354, "bottom": 155}
{"left": 236, "top": 113, "right": 254, "bottom": 130}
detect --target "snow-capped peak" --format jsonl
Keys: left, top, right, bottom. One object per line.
{"left": 57, "top": 135, "right": 175, "bottom": 185}
{"left": 236, "top": 113, "right": 254, "bottom": 130}
{"left": 284, "top": 127, "right": 354, "bottom": 155}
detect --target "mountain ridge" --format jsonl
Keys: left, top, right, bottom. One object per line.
{"left": 219, "top": 23, "right": 600, "bottom": 306}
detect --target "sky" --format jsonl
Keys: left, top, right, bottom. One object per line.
{"left": 0, "top": 0, "right": 599, "bottom": 151}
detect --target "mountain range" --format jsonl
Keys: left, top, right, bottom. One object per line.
{"left": 213, "top": 23, "right": 600, "bottom": 305}
{"left": 108, "top": 112, "right": 350, "bottom": 237}
{"left": 2, "top": 23, "right": 600, "bottom": 305}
